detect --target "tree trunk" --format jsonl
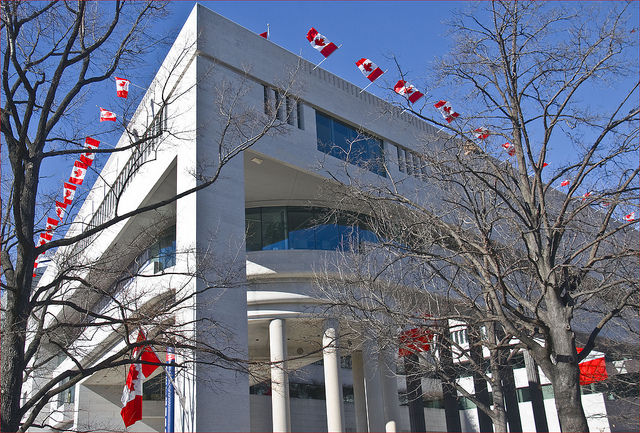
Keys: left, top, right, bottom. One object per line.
{"left": 1, "top": 285, "right": 28, "bottom": 433}
{"left": 551, "top": 361, "right": 589, "bottom": 432}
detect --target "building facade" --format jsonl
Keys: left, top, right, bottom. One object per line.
{"left": 29, "top": 5, "right": 635, "bottom": 433}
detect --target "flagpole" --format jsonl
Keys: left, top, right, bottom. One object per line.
{"left": 165, "top": 348, "right": 175, "bottom": 433}
{"left": 313, "top": 57, "right": 328, "bottom": 70}
{"left": 359, "top": 82, "right": 374, "bottom": 94}
{"left": 313, "top": 44, "right": 342, "bottom": 70}
{"left": 148, "top": 346, "right": 187, "bottom": 412}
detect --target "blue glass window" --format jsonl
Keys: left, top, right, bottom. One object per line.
{"left": 245, "top": 207, "right": 377, "bottom": 252}
{"left": 316, "top": 111, "right": 385, "bottom": 177}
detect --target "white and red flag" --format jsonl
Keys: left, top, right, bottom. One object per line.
{"left": 473, "top": 127, "right": 490, "bottom": 140}
{"left": 355, "top": 58, "right": 384, "bottom": 82}
{"left": 100, "top": 107, "right": 116, "bottom": 122}
{"left": 84, "top": 136, "right": 100, "bottom": 149}
{"left": 69, "top": 161, "right": 88, "bottom": 185}
{"left": 121, "top": 330, "right": 161, "bottom": 428}
{"left": 45, "top": 217, "right": 59, "bottom": 232}
{"left": 63, "top": 182, "right": 77, "bottom": 205}
{"left": 394, "top": 80, "right": 424, "bottom": 103}
{"left": 55, "top": 201, "right": 68, "bottom": 221}
{"left": 115, "top": 77, "right": 130, "bottom": 98}
{"left": 624, "top": 212, "right": 636, "bottom": 221}
{"left": 502, "top": 142, "right": 516, "bottom": 156}
{"left": 434, "top": 100, "right": 460, "bottom": 123}
{"left": 560, "top": 180, "right": 571, "bottom": 187}
{"left": 40, "top": 232, "right": 52, "bottom": 242}
{"left": 306, "top": 28, "right": 338, "bottom": 58}
{"left": 79, "top": 151, "right": 95, "bottom": 167}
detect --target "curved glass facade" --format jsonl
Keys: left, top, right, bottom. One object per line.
{"left": 246, "top": 207, "right": 377, "bottom": 252}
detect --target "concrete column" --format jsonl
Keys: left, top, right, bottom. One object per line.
{"left": 362, "top": 338, "right": 385, "bottom": 432}
{"left": 270, "top": 318, "right": 290, "bottom": 433}
{"left": 323, "top": 319, "right": 345, "bottom": 432}
{"left": 380, "top": 348, "right": 402, "bottom": 433}
{"left": 351, "top": 350, "right": 369, "bottom": 432}
{"left": 524, "top": 350, "right": 549, "bottom": 432}
{"left": 404, "top": 353, "right": 426, "bottom": 433}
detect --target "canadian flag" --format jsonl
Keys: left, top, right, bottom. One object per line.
{"left": 115, "top": 77, "right": 130, "bottom": 98}
{"left": 85, "top": 136, "right": 100, "bottom": 149}
{"left": 55, "top": 201, "right": 68, "bottom": 220}
{"left": 394, "top": 80, "right": 424, "bottom": 103}
{"left": 40, "top": 232, "right": 52, "bottom": 242}
{"left": 624, "top": 212, "right": 635, "bottom": 221}
{"left": 434, "top": 100, "right": 460, "bottom": 123}
{"left": 121, "top": 330, "right": 161, "bottom": 427}
{"left": 355, "top": 58, "right": 384, "bottom": 82}
{"left": 473, "top": 127, "right": 490, "bottom": 140}
{"left": 100, "top": 107, "right": 116, "bottom": 122}
{"left": 560, "top": 180, "right": 571, "bottom": 187}
{"left": 63, "top": 182, "right": 77, "bottom": 205}
{"left": 306, "top": 28, "right": 338, "bottom": 57}
{"left": 582, "top": 191, "right": 592, "bottom": 201}
{"left": 45, "top": 217, "right": 59, "bottom": 232}
{"left": 69, "top": 161, "right": 88, "bottom": 185}
{"left": 79, "top": 152, "right": 95, "bottom": 167}
{"left": 577, "top": 348, "right": 608, "bottom": 385}
{"left": 502, "top": 142, "right": 516, "bottom": 156}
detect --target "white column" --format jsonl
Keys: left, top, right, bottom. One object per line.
{"left": 351, "top": 350, "right": 368, "bottom": 433}
{"left": 323, "top": 319, "right": 344, "bottom": 432}
{"left": 380, "top": 349, "right": 402, "bottom": 433}
{"left": 270, "top": 318, "right": 290, "bottom": 433}
{"left": 362, "top": 338, "right": 385, "bottom": 432}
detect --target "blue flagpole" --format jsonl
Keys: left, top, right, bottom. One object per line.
{"left": 165, "top": 348, "right": 175, "bottom": 433}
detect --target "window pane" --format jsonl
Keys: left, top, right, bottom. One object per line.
{"left": 246, "top": 208, "right": 262, "bottom": 251}
{"left": 261, "top": 207, "right": 288, "bottom": 250}
{"left": 288, "top": 208, "right": 316, "bottom": 249}
{"left": 316, "top": 111, "right": 333, "bottom": 154}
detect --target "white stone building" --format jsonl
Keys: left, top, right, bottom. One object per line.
{"left": 28, "top": 5, "right": 636, "bottom": 433}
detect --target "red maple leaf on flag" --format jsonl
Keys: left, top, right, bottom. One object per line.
{"left": 74, "top": 168, "right": 82, "bottom": 177}
{"left": 363, "top": 62, "right": 373, "bottom": 72}
{"left": 314, "top": 37, "right": 326, "bottom": 46}
{"left": 126, "top": 367, "right": 139, "bottom": 391}
{"left": 405, "top": 87, "right": 414, "bottom": 94}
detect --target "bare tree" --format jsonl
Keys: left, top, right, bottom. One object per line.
{"left": 316, "top": 2, "right": 638, "bottom": 432}
{"left": 1, "top": 2, "right": 299, "bottom": 431}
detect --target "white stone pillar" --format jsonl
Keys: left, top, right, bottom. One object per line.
{"left": 323, "top": 319, "right": 345, "bottom": 432}
{"left": 351, "top": 350, "right": 368, "bottom": 432}
{"left": 270, "top": 318, "right": 290, "bottom": 432}
{"left": 362, "top": 338, "right": 385, "bottom": 432}
{"left": 380, "top": 349, "right": 402, "bottom": 433}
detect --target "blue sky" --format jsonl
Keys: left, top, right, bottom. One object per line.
{"left": 30, "top": 1, "right": 640, "bottom": 230}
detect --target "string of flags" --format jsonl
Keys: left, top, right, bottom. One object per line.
{"left": 32, "top": 77, "right": 131, "bottom": 277}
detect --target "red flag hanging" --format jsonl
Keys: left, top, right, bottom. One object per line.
{"left": 259, "top": 31, "right": 268, "bottom": 39}
{"left": 434, "top": 100, "right": 460, "bottom": 123}
{"left": 79, "top": 151, "right": 95, "bottom": 167}
{"left": 100, "top": 107, "right": 116, "bottom": 122}
{"left": 85, "top": 137, "right": 100, "bottom": 149}
{"left": 355, "top": 58, "right": 384, "bottom": 82}
{"left": 306, "top": 28, "right": 339, "bottom": 58}
{"left": 398, "top": 327, "right": 433, "bottom": 357}
{"left": 121, "top": 330, "right": 161, "bottom": 427}
{"left": 40, "top": 232, "right": 52, "bottom": 242}
{"left": 502, "top": 142, "right": 516, "bottom": 156}
{"left": 624, "top": 212, "right": 636, "bottom": 221}
{"left": 115, "top": 77, "right": 130, "bottom": 98}
{"left": 63, "top": 182, "right": 77, "bottom": 205}
{"left": 45, "top": 217, "right": 59, "bottom": 232}
{"left": 394, "top": 80, "right": 424, "bottom": 104}
{"left": 55, "top": 201, "right": 68, "bottom": 220}
{"left": 560, "top": 180, "right": 570, "bottom": 187}
{"left": 473, "top": 127, "right": 490, "bottom": 140}
{"left": 68, "top": 161, "right": 88, "bottom": 185}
